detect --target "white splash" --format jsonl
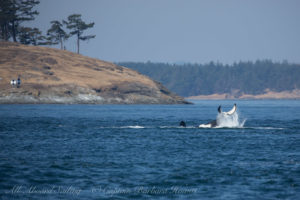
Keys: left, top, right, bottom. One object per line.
{"left": 215, "top": 111, "right": 246, "bottom": 128}
{"left": 125, "top": 125, "right": 145, "bottom": 129}
{"left": 199, "top": 123, "right": 213, "bottom": 128}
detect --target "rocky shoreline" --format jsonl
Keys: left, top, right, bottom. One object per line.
{"left": 0, "top": 84, "right": 189, "bottom": 104}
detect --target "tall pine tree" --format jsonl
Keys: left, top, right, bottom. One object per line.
{"left": 65, "top": 14, "right": 95, "bottom": 54}
{"left": 47, "top": 20, "right": 69, "bottom": 49}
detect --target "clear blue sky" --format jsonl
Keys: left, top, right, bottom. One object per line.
{"left": 29, "top": 0, "right": 300, "bottom": 64}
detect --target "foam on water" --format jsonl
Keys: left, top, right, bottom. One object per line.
{"left": 123, "top": 125, "right": 145, "bottom": 129}
{"left": 98, "top": 126, "right": 145, "bottom": 129}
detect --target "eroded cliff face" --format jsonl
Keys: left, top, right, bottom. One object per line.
{"left": 0, "top": 42, "right": 189, "bottom": 104}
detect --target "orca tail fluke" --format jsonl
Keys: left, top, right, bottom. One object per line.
{"left": 218, "top": 105, "right": 222, "bottom": 113}
{"left": 225, "top": 104, "right": 237, "bottom": 115}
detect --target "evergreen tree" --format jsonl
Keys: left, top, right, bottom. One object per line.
{"left": 18, "top": 26, "right": 46, "bottom": 45}
{"left": 65, "top": 14, "right": 95, "bottom": 54}
{"left": 0, "top": 0, "right": 14, "bottom": 40}
{"left": 119, "top": 61, "right": 300, "bottom": 97}
{"left": 0, "top": 0, "right": 39, "bottom": 42}
{"left": 47, "top": 20, "right": 69, "bottom": 49}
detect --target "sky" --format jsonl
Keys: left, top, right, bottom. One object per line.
{"left": 28, "top": 0, "right": 300, "bottom": 64}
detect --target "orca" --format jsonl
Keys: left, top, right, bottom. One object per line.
{"left": 179, "top": 121, "right": 186, "bottom": 127}
{"left": 199, "top": 104, "right": 237, "bottom": 128}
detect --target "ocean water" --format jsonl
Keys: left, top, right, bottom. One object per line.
{"left": 0, "top": 100, "right": 299, "bottom": 200}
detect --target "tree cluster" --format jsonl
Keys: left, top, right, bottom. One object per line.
{"left": 0, "top": 0, "right": 40, "bottom": 42}
{"left": 0, "top": 0, "right": 95, "bottom": 54}
{"left": 119, "top": 60, "right": 300, "bottom": 97}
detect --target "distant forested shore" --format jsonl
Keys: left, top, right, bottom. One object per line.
{"left": 119, "top": 60, "right": 300, "bottom": 98}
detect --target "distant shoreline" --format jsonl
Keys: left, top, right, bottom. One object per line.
{"left": 187, "top": 89, "right": 300, "bottom": 100}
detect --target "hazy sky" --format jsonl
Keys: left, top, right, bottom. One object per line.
{"left": 29, "top": 0, "right": 300, "bottom": 64}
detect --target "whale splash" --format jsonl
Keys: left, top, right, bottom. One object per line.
{"left": 199, "top": 104, "right": 246, "bottom": 128}
{"left": 215, "top": 111, "right": 245, "bottom": 128}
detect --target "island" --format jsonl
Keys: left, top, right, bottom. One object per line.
{"left": 0, "top": 42, "right": 189, "bottom": 104}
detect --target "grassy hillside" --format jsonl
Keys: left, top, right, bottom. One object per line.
{"left": 0, "top": 42, "right": 188, "bottom": 104}
{"left": 119, "top": 61, "right": 300, "bottom": 99}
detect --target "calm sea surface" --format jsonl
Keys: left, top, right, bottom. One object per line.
{"left": 0, "top": 100, "right": 299, "bottom": 199}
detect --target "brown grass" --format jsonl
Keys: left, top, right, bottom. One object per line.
{"left": 0, "top": 41, "right": 156, "bottom": 89}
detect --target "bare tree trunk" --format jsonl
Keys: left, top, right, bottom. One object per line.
{"left": 60, "top": 37, "right": 63, "bottom": 50}
{"left": 12, "top": 21, "right": 17, "bottom": 42}
{"left": 4, "top": 23, "right": 9, "bottom": 40}
{"left": 77, "top": 33, "right": 80, "bottom": 54}
{"left": 0, "top": 25, "right": 5, "bottom": 40}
